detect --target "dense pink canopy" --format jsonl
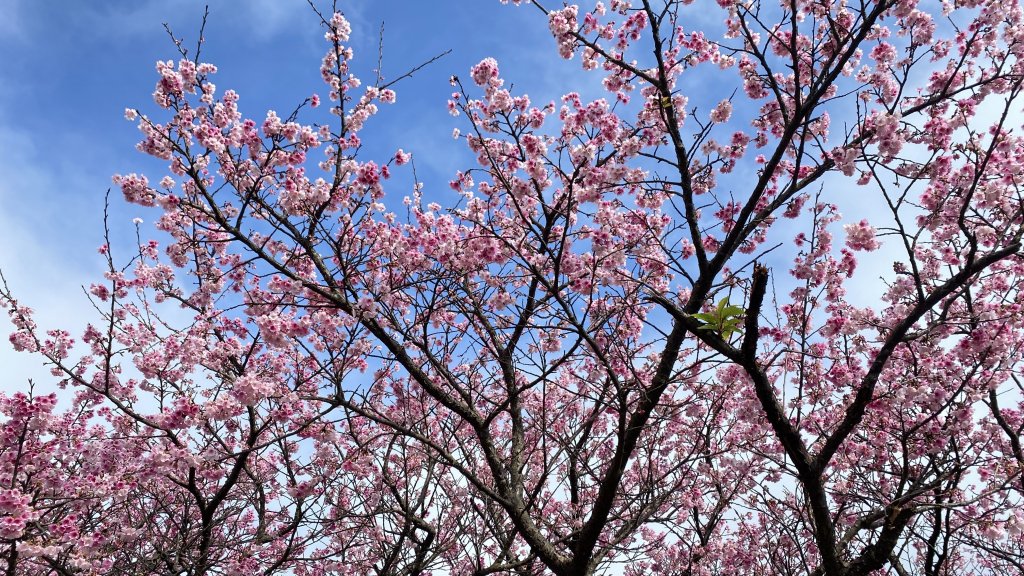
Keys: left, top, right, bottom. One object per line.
{"left": 3, "top": 0, "right": 1024, "bottom": 574}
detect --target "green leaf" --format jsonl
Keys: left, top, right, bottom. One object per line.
{"left": 691, "top": 296, "right": 745, "bottom": 339}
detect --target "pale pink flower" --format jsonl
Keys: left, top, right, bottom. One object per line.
{"left": 710, "top": 99, "right": 732, "bottom": 123}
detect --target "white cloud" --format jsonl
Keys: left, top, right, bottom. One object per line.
{"left": 0, "top": 124, "right": 108, "bottom": 394}
{"left": 77, "top": 0, "right": 315, "bottom": 44}
{"left": 0, "top": 0, "right": 25, "bottom": 42}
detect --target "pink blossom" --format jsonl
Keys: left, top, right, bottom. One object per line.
{"left": 709, "top": 99, "right": 732, "bottom": 123}
{"left": 3, "top": 2, "right": 1023, "bottom": 575}
{"left": 844, "top": 219, "right": 881, "bottom": 251}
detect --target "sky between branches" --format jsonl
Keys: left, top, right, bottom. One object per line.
{"left": 1, "top": 0, "right": 1014, "bottom": 392}
{"left": 0, "top": 0, "right": 597, "bottom": 389}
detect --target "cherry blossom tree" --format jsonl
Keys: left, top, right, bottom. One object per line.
{"left": 3, "top": 0, "right": 1024, "bottom": 574}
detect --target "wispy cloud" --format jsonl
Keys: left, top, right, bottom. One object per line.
{"left": 75, "top": 0, "right": 317, "bottom": 45}
{"left": 0, "top": 0, "right": 25, "bottom": 42}
{"left": 0, "top": 122, "right": 108, "bottom": 393}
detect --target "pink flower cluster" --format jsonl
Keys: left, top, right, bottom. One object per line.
{"left": 844, "top": 219, "right": 881, "bottom": 251}
{"left": 4, "top": 1, "right": 1024, "bottom": 574}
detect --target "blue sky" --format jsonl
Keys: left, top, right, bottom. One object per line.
{"left": 3, "top": 1, "right": 1017, "bottom": 391}
{"left": 0, "top": 0, "right": 936, "bottom": 388}
{"left": 0, "top": 0, "right": 604, "bottom": 387}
